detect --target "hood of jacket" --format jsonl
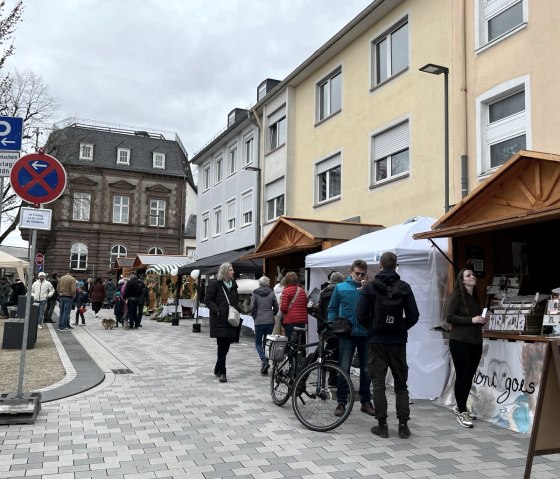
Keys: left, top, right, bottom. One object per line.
{"left": 253, "top": 286, "right": 273, "bottom": 297}
{"left": 373, "top": 269, "right": 406, "bottom": 294}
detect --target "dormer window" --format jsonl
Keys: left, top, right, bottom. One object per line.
{"left": 153, "top": 152, "right": 165, "bottom": 169}
{"left": 80, "top": 143, "right": 93, "bottom": 160}
{"left": 117, "top": 148, "right": 130, "bottom": 165}
{"left": 228, "top": 111, "right": 236, "bottom": 127}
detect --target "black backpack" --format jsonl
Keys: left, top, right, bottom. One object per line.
{"left": 373, "top": 279, "right": 406, "bottom": 333}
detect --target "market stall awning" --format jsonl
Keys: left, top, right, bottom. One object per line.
{"left": 146, "top": 262, "right": 190, "bottom": 275}
{"left": 414, "top": 150, "right": 560, "bottom": 239}
{"left": 111, "top": 257, "right": 135, "bottom": 270}
{"left": 177, "top": 247, "right": 262, "bottom": 276}
{"left": 132, "top": 254, "right": 192, "bottom": 269}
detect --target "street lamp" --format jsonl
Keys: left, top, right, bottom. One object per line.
{"left": 419, "top": 63, "right": 450, "bottom": 213}
{"left": 245, "top": 166, "right": 261, "bottom": 247}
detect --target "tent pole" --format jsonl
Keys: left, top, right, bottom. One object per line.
{"left": 429, "top": 239, "right": 455, "bottom": 268}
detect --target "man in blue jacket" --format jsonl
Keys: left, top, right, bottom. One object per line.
{"left": 328, "top": 259, "right": 375, "bottom": 418}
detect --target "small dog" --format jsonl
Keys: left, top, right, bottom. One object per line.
{"left": 101, "top": 318, "right": 116, "bottom": 330}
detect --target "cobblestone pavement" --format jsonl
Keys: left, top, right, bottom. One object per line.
{"left": 1, "top": 313, "right": 559, "bottom": 479}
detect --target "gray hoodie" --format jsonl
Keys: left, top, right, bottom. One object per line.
{"left": 250, "top": 286, "right": 279, "bottom": 326}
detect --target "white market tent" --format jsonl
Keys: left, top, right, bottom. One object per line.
{"left": 0, "top": 249, "right": 29, "bottom": 280}
{"left": 305, "top": 216, "right": 450, "bottom": 399}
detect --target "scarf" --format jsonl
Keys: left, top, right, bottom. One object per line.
{"left": 222, "top": 279, "right": 233, "bottom": 289}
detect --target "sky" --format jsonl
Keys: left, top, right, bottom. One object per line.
{"left": 2, "top": 0, "right": 373, "bottom": 246}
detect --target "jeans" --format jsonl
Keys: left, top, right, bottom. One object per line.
{"left": 127, "top": 299, "right": 139, "bottom": 328}
{"left": 58, "top": 296, "right": 73, "bottom": 329}
{"left": 338, "top": 335, "right": 371, "bottom": 405}
{"left": 44, "top": 296, "right": 57, "bottom": 321}
{"left": 1, "top": 300, "right": 16, "bottom": 317}
{"left": 215, "top": 337, "right": 233, "bottom": 374}
{"left": 449, "top": 339, "right": 482, "bottom": 412}
{"left": 36, "top": 300, "right": 46, "bottom": 325}
{"left": 368, "top": 343, "right": 410, "bottom": 422}
{"left": 255, "top": 323, "right": 274, "bottom": 362}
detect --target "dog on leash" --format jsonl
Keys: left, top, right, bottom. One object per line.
{"left": 101, "top": 318, "right": 116, "bottom": 330}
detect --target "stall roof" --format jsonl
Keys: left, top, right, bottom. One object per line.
{"left": 177, "top": 247, "right": 263, "bottom": 276}
{"left": 132, "top": 255, "right": 191, "bottom": 269}
{"left": 243, "top": 216, "right": 384, "bottom": 260}
{"left": 112, "top": 257, "right": 135, "bottom": 270}
{"left": 414, "top": 150, "right": 560, "bottom": 239}
{"left": 146, "top": 262, "right": 190, "bottom": 275}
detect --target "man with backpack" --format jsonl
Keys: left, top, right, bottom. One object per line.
{"left": 357, "top": 251, "right": 419, "bottom": 439}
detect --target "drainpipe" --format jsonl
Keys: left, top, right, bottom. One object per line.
{"left": 461, "top": 155, "right": 469, "bottom": 198}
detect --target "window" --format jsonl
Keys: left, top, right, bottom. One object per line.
{"left": 109, "top": 244, "right": 127, "bottom": 268}
{"left": 79, "top": 143, "right": 93, "bottom": 160}
{"left": 153, "top": 152, "right": 165, "bottom": 169}
{"left": 243, "top": 136, "right": 254, "bottom": 166}
{"left": 213, "top": 206, "right": 222, "bottom": 236}
{"left": 117, "top": 148, "right": 130, "bottom": 165}
{"left": 149, "top": 199, "right": 166, "bottom": 227}
{"left": 372, "top": 18, "right": 408, "bottom": 86}
{"left": 268, "top": 107, "right": 287, "bottom": 152}
{"left": 316, "top": 154, "right": 341, "bottom": 204}
{"left": 265, "top": 178, "right": 285, "bottom": 222}
{"left": 478, "top": 79, "right": 529, "bottom": 173}
{"left": 228, "top": 145, "right": 237, "bottom": 176}
{"left": 201, "top": 212, "right": 209, "bottom": 240}
{"left": 226, "top": 199, "right": 236, "bottom": 232}
{"left": 70, "top": 242, "right": 88, "bottom": 270}
{"left": 72, "top": 192, "right": 91, "bottom": 221}
{"left": 215, "top": 156, "right": 223, "bottom": 184}
{"left": 371, "top": 121, "right": 410, "bottom": 185}
{"left": 317, "top": 67, "right": 342, "bottom": 122}
{"left": 477, "top": 0, "right": 526, "bottom": 48}
{"left": 241, "top": 191, "right": 253, "bottom": 226}
{"left": 149, "top": 247, "right": 163, "bottom": 255}
{"left": 228, "top": 111, "right": 236, "bottom": 127}
{"left": 203, "top": 164, "right": 211, "bottom": 191}
{"left": 257, "top": 83, "right": 267, "bottom": 101}
{"left": 113, "top": 195, "right": 129, "bottom": 223}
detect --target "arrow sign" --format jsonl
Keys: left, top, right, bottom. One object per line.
{"left": 32, "top": 161, "right": 47, "bottom": 170}
{"left": 0, "top": 116, "right": 23, "bottom": 151}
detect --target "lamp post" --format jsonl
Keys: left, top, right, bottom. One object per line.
{"left": 419, "top": 63, "right": 450, "bottom": 213}
{"left": 245, "top": 166, "right": 261, "bottom": 247}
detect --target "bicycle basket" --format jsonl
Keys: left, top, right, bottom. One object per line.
{"left": 265, "top": 335, "right": 288, "bottom": 362}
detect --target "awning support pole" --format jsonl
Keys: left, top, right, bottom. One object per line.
{"left": 429, "top": 238, "right": 455, "bottom": 268}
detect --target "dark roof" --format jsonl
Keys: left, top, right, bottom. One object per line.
{"left": 45, "top": 124, "right": 194, "bottom": 185}
{"left": 184, "top": 214, "right": 197, "bottom": 238}
{"left": 177, "top": 247, "right": 263, "bottom": 276}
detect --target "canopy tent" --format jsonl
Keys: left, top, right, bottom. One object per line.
{"left": 177, "top": 247, "right": 263, "bottom": 277}
{"left": 305, "top": 216, "right": 450, "bottom": 400}
{"left": 132, "top": 255, "right": 192, "bottom": 270}
{"left": 0, "top": 250, "right": 29, "bottom": 280}
{"left": 146, "top": 262, "right": 190, "bottom": 275}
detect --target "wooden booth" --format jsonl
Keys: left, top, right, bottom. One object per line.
{"left": 416, "top": 150, "right": 560, "bottom": 434}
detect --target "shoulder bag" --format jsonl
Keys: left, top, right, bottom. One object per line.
{"left": 221, "top": 284, "right": 240, "bottom": 327}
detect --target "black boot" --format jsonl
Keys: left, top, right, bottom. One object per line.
{"left": 371, "top": 421, "right": 389, "bottom": 438}
{"left": 398, "top": 422, "right": 410, "bottom": 439}
{"left": 260, "top": 360, "right": 270, "bottom": 375}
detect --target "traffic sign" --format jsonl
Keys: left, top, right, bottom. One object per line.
{"left": 10, "top": 153, "right": 67, "bottom": 204}
{"left": 35, "top": 253, "right": 44, "bottom": 266}
{"left": 0, "top": 151, "right": 19, "bottom": 177}
{"left": 0, "top": 116, "right": 23, "bottom": 151}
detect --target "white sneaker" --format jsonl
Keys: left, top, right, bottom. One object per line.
{"left": 38, "top": 324, "right": 43, "bottom": 329}
{"left": 453, "top": 405, "right": 476, "bottom": 420}
{"left": 456, "top": 411, "right": 474, "bottom": 428}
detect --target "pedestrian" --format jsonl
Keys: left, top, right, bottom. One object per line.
{"left": 31, "top": 272, "right": 55, "bottom": 329}
{"left": 113, "top": 291, "right": 125, "bottom": 327}
{"left": 272, "top": 276, "right": 284, "bottom": 335}
{"left": 279, "top": 271, "right": 308, "bottom": 342}
{"left": 250, "top": 276, "right": 278, "bottom": 375}
{"left": 43, "top": 272, "right": 59, "bottom": 323}
{"left": 124, "top": 272, "right": 143, "bottom": 329}
{"left": 57, "top": 270, "right": 77, "bottom": 331}
{"left": 136, "top": 276, "right": 148, "bottom": 327}
{"left": 0, "top": 276, "right": 11, "bottom": 309}
{"left": 328, "top": 260, "right": 375, "bottom": 419}
{"left": 205, "top": 262, "right": 241, "bottom": 383}
{"left": 89, "top": 278, "right": 105, "bottom": 317}
{"left": 445, "top": 268, "right": 487, "bottom": 428}
{"left": 0, "top": 277, "right": 25, "bottom": 318}
{"left": 105, "top": 277, "right": 116, "bottom": 306}
{"left": 357, "top": 252, "right": 419, "bottom": 439}
{"left": 74, "top": 286, "right": 88, "bottom": 326}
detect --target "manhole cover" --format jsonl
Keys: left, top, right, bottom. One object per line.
{"left": 111, "top": 369, "right": 133, "bottom": 374}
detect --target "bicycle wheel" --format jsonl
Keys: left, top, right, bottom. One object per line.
{"left": 270, "top": 357, "right": 294, "bottom": 406}
{"left": 292, "top": 362, "right": 354, "bottom": 432}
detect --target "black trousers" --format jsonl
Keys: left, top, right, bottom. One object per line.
{"left": 449, "top": 339, "right": 482, "bottom": 412}
{"left": 215, "top": 337, "right": 233, "bottom": 374}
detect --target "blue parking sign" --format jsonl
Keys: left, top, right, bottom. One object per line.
{"left": 0, "top": 116, "right": 23, "bottom": 151}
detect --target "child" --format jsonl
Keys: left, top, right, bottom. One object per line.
{"left": 114, "top": 291, "right": 125, "bottom": 327}
{"left": 75, "top": 286, "right": 88, "bottom": 326}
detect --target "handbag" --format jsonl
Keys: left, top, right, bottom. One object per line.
{"left": 331, "top": 317, "right": 352, "bottom": 335}
{"left": 221, "top": 285, "right": 240, "bottom": 327}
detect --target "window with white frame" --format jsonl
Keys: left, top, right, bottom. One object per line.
{"left": 241, "top": 191, "right": 253, "bottom": 226}
{"left": 371, "top": 120, "right": 410, "bottom": 185}
{"left": 226, "top": 199, "right": 236, "bottom": 232}
{"left": 477, "top": 0, "right": 526, "bottom": 48}
{"left": 213, "top": 206, "right": 222, "bottom": 236}
{"left": 228, "top": 144, "right": 237, "bottom": 176}
{"left": 316, "top": 154, "right": 341, "bottom": 204}
{"left": 317, "top": 67, "right": 342, "bottom": 122}
{"left": 72, "top": 192, "right": 91, "bottom": 221}
{"left": 243, "top": 135, "right": 254, "bottom": 166}
{"left": 149, "top": 246, "right": 164, "bottom": 255}
{"left": 153, "top": 152, "right": 165, "bottom": 169}
{"left": 203, "top": 164, "right": 211, "bottom": 191}
{"left": 70, "top": 242, "right": 88, "bottom": 270}
{"left": 268, "top": 107, "right": 286, "bottom": 152}
{"left": 109, "top": 244, "right": 127, "bottom": 268}
{"left": 265, "top": 178, "right": 285, "bottom": 222}
{"left": 201, "top": 212, "right": 209, "bottom": 240}
{"left": 215, "top": 156, "right": 223, "bottom": 184}
{"left": 112, "top": 195, "right": 129, "bottom": 223}
{"left": 117, "top": 147, "right": 130, "bottom": 165}
{"left": 149, "top": 199, "right": 166, "bottom": 227}
{"left": 79, "top": 143, "right": 93, "bottom": 160}
{"left": 372, "top": 17, "right": 408, "bottom": 86}
{"left": 478, "top": 79, "right": 528, "bottom": 174}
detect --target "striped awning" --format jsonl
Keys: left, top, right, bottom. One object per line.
{"left": 145, "top": 262, "right": 190, "bottom": 275}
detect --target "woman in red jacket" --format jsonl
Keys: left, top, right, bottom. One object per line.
{"left": 280, "top": 271, "right": 308, "bottom": 341}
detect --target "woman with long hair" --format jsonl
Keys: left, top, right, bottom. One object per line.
{"left": 89, "top": 277, "right": 106, "bottom": 318}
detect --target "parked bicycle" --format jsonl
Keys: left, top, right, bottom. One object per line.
{"left": 267, "top": 319, "right": 355, "bottom": 431}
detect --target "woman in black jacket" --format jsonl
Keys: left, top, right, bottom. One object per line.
{"left": 205, "top": 262, "right": 240, "bottom": 383}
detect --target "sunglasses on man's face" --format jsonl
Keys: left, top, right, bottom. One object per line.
{"left": 352, "top": 271, "right": 366, "bottom": 277}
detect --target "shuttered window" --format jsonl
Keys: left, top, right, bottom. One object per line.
{"left": 371, "top": 121, "right": 410, "bottom": 185}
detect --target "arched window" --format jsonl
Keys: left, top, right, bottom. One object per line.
{"left": 70, "top": 242, "right": 88, "bottom": 270}
{"left": 148, "top": 246, "right": 163, "bottom": 255}
{"left": 110, "top": 244, "right": 127, "bottom": 268}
